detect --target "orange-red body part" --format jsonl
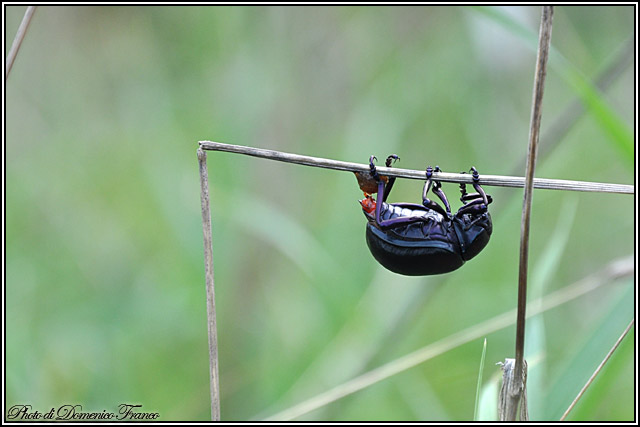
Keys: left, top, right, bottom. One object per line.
{"left": 359, "top": 194, "right": 376, "bottom": 214}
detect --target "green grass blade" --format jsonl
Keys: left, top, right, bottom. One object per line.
{"left": 526, "top": 197, "right": 577, "bottom": 419}
{"left": 477, "top": 372, "right": 500, "bottom": 421}
{"left": 563, "top": 320, "right": 634, "bottom": 421}
{"left": 543, "top": 282, "right": 634, "bottom": 420}
{"left": 262, "top": 255, "right": 632, "bottom": 421}
{"left": 472, "top": 6, "right": 633, "bottom": 167}
{"left": 474, "top": 338, "right": 488, "bottom": 420}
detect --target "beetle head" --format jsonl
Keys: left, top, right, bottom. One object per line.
{"left": 359, "top": 194, "right": 376, "bottom": 218}
{"left": 354, "top": 171, "right": 387, "bottom": 194}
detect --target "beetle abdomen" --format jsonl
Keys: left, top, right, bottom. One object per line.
{"left": 379, "top": 203, "right": 442, "bottom": 222}
{"left": 366, "top": 223, "right": 465, "bottom": 276}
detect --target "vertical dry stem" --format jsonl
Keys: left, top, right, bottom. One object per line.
{"left": 197, "top": 148, "right": 221, "bottom": 421}
{"left": 501, "top": 6, "right": 554, "bottom": 421}
{"left": 498, "top": 359, "right": 528, "bottom": 421}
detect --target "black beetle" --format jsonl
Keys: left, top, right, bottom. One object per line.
{"left": 355, "top": 155, "right": 493, "bottom": 276}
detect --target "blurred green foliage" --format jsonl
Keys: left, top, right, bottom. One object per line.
{"left": 6, "top": 5, "right": 634, "bottom": 421}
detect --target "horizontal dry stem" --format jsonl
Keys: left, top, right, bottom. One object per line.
{"left": 199, "top": 141, "right": 633, "bottom": 195}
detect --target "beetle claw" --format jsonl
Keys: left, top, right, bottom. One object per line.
{"left": 369, "top": 155, "right": 381, "bottom": 182}
{"left": 433, "top": 166, "right": 443, "bottom": 190}
{"left": 470, "top": 166, "right": 479, "bottom": 183}
{"left": 385, "top": 154, "right": 400, "bottom": 167}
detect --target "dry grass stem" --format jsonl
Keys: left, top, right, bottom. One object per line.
{"left": 199, "top": 141, "right": 633, "bottom": 195}
{"left": 504, "top": 6, "right": 554, "bottom": 421}
{"left": 6, "top": 6, "right": 36, "bottom": 79}
{"left": 197, "top": 148, "right": 221, "bottom": 421}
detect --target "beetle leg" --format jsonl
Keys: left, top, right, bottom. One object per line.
{"left": 374, "top": 178, "right": 386, "bottom": 224}
{"left": 369, "top": 156, "right": 394, "bottom": 226}
{"left": 367, "top": 155, "right": 432, "bottom": 229}
{"left": 459, "top": 168, "right": 491, "bottom": 205}
{"left": 373, "top": 187, "right": 427, "bottom": 230}
{"left": 459, "top": 171, "right": 469, "bottom": 201}
{"left": 375, "top": 215, "right": 428, "bottom": 230}
{"left": 373, "top": 177, "right": 423, "bottom": 228}
{"left": 460, "top": 192, "right": 493, "bottom": 204}
{"left": 382, "top": 154, "right": 400, "bottom": 202}
{"left": 367, "top": 154, "right": 399, "bottom": 202}
{"left": 456, "top": 167, "right": 492, "bottom": 217}
{"left": 385, "top": 155, "right": 400, "bottom": 165}
{"left": 431, "top": 167, "right": 452, "bottom": 214}
{"left": 374, "top": 170, "right": 434, "bottom": 229}
{"left": 423, "top": 167, "right": 434, "bottom": 203}
{"left": 432, "top": 186, "right": 452, "bottom": 215}
{"left": 375, "top": 215, "right": 428, "bottom": 229}
{"left": 461, "top": 192, "right": 482, "bottom": 202}
{"left": 456, "top": 199, "right": 486, "bottom": 217}
{"left": 423, "top": 166, "right": 451, "bottom": 217}
{"left": 469, "top": 167, "right": 490, "bottom": 206}
{"left": 369, "top": 155, "right": 380, "bottom": 182}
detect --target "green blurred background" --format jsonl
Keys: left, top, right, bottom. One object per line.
{"left": 5, "top": 5, "right": 634, "bottom": 421}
